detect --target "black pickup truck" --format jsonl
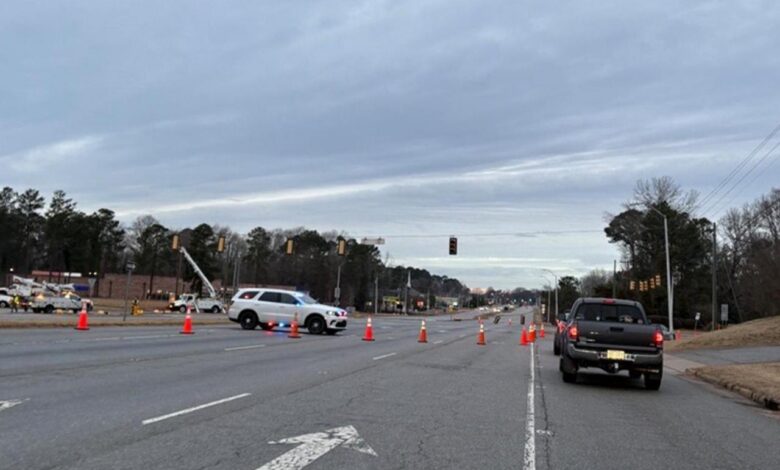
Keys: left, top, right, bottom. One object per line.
{"left": 559, "top": 298, "right": 664, "bottom": 390}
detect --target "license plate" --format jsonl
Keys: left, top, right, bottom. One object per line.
{"left": 606, "top": 350, "right": 626, "bottom": 360}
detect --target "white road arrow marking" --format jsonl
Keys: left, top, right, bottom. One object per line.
{"left": 258, "top": 425, "right": 377, "bottom": 470}
{"left": 0, "top": 399, "right": 27, "bottom": 413}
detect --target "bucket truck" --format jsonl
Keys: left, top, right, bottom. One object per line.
{"left": 168, "top": 247, "right": 224, "bottom": 313}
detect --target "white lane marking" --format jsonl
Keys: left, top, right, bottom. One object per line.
{"left": 386, "top": 336, "right": 395, "bottom": 340}
{"left": 372, "top": 352, "right": 397, "bottom": 361}
{"left": 433, "top": 340, "right": 443, "bottom": 345}
{"left": 258, "top": 425, "right": 376, "bottom": 470}
{"left": 0, "top": 399, "right": 28, "bottom": 413}
{"left": 142, "top": 393, "right": 251, "bottom": 425}
{"left": 524, "top": 343, "right": 536, "bottom": 470}
{"left": 437, "top": 330, "right": 447, "bottom": 333}
{"left": 225, "top": 344, "right": 267, "bottom": 352}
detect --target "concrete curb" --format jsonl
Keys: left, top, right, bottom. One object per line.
{"left": 0, "top": 318, "right": 232, "bottom": 329}
{"left": 688, "top": 368, "right": 780, "bottom": 411}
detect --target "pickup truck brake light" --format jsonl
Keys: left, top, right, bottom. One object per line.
{"left": 602, "top": 298, "right": 616, "bottom": 304}
{"left": 653, "top": 330, "right": 664, "bottom": 348}
{"left": 568, "top": 324, "right": 579, "bottom": 341}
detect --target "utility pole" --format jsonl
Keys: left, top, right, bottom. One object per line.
{"left": 123, "top": 261, "right": 136, "bottom": 322}
{"left": 712, "top": 223, "right": 717, "bottom": 332}
{"left": 374, "top": 276, "right": 379, "bottom": 315}
{"left": 404, "top": 270, "right": 410, "bottom": 315}
{"left": 334, "top": 264, "right": 342, "bottom": 306}
{"left": 663, "top": 214, "right": 674, "bottom": 333}
{"left": 613, "top": 259, "right": 617, "bottom": 298}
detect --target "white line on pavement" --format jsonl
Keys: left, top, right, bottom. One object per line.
{"left": 524, "top": 343, "right": 536, "bottom": 470}
{"left": 433, "top": 340, "right": 443, "bottom": 345}
{"left": 224, "top": 344, "right": 267, "bottom": 352}
{"left": 372, "top": 353, "right": 397, "bottom": 361}
{"left": 0, "top": 399, "right": 28, "bottom": 413}
{"left": 142, "top": 393, "right": 251, "bottom": 425}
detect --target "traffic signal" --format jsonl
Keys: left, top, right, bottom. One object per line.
{"left": 285, "top": 239, "right": 294, "bottom": 255}
{"left": 217, "top": 236, "right": 226, "bottom": 253}
{"left": 655, "top": 274, "right": 662, "bottom": 286}
{"left": 650, "top": 277, "right": 656, "bottom": 289}
{"left": 629, "top": 280, "right": 636, "bottom": 291}
{"left": 449, "top": 236, "right": 457, "bottom": 255}
{"left": 171, "top": 234, "right": 180, "bottom": 251}
{"left": 337, "top": 238, "right": 347, "bottom": 256}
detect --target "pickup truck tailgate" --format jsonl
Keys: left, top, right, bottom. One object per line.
{"left": 578, "top": 321, "right": 658, "bottom": 351}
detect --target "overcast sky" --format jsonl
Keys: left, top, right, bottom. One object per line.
{"left": 2, "top": 1, "right": 779, "bottom": 289}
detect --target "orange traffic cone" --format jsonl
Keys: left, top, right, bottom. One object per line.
{"left": 362, "top": 317, "right": 375, "bottom": 341}
{"left": 477, "top": 321, "right": 486, "bottom": 346}
{"left": 180, "top": 306, "right": 194, "bottom": 335}
{"left": 75, "top": 304, "right": 89, "bottom": 331}
{"left": 520, "top": 327, "right": 528, "bottom": 346}
{"left": 418, "top": 320, "right": 428, "bottom": 343}
{"left": 529, "top": 323, "right": 536, "bottom": 343}
{"left": 539, "top": 323, "right": 545, "bottom": 338}
{"left": 288, "top": 313, "right": 301, "bottom": 339}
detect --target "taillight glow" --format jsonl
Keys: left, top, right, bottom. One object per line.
{"left": 602, "top": 298, "right": 616, "bottom": 304}
{"left": 654, "top": 330, "right": 664, "bottom": 347}
{"left": 568, "top": 324, "right": 579, "bottom": 341}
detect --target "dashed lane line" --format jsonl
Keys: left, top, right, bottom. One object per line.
{"left": 142, "top": 393, "right": 251, "bottom": 425}
{"left": 224, "top": 344, "right": 267, "bottom": 352}
{"left": 372, "top": 352, "right": 397, "bottom": 361}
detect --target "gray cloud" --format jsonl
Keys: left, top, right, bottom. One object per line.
{"left": 2, "top": 0, "right": 779, "bottom": 288}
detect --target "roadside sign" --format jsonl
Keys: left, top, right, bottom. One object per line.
{"left": 695, "top": 312, "right": 701, "bottom": 322}
{"left": 720, "top": 304, "right": 728, "bottom": 323}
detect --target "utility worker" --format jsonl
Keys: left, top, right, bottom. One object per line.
{"left": 11, "top": 295, "right": 20, "bottom": 313}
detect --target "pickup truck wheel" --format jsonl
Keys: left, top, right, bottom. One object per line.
{"left": 560, "top": 354, "right": 578, "bottom": 383}
{"left": 307, "top": 315, "right": 326, "bottom": 335}
{"left": 45, "top": 305, "right": 54, "bottom": 314}
{"left": 629, "top": 370, "right": 642, "bottom": 380}
{"left": 644, "top": 374, "right": 662, "bottom": 390}
{"left": 239, "top": 312, "right": 258, "bottom": 330}
{"left": 210, "top": 306, "right": 221, "bottom": 314}
{"left": 178, "top": 305, "right": 187, "bottom": 313}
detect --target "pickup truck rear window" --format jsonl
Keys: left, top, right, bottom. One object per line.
{"left": 574, "top": 304, "right": 645, "bottom": 324}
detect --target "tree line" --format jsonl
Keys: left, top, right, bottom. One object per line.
{"left": 541, "top": 178, "right": 778, "bottom": 325}
{"left": 0, "top": 187, "right": 469, "bottom": 310}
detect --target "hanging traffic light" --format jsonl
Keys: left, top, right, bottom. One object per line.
{"left": 655, "top": 274, "right": 662, "bottom": 286}
{"left": 217, "top": 236, "right": 226, "bottom": 253}
{"left": 171, "top": 234, "right": 180, "bottom": 251}
{"left": 449, "top": 236, "right": 458, "bottom": 255}
{"left": 629, "top": 280, "right": 636, "bottom": 291}
{"left": 337, "top": 238, "right": 347, "bottom": 256}
{"left": 285, "top": 239, "right": 294, "bottom": 255}
{"left": 650, "top": 277, "right": 656, "bottom": 289}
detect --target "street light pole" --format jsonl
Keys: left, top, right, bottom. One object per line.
{"left": 542, "top": 269, "right": 558, "bottom": 322}
{"left": 647, "top": 206, "right": 674, "bottom": 334}
{"left": 334, "top": 264, "right": 342, "bottom": 306}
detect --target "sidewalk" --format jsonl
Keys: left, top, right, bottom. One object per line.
{"left": 666, "top": 346, "right": 780, "bottom": 411}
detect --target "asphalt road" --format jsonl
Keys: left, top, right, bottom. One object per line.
{"left": 1, "top": 308, "right": 777, "bottom": 469}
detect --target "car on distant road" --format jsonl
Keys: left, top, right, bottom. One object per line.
{"left": 559, "top": 298, "right": 664, "bottom": 390}
{"left": 553, "top": 310, "right": 572, "bottom": 355}
{"left": 228, "top": 288, "right": 348, "bottom": 335}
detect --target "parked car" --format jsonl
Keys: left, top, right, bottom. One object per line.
{"left": 553, "top": 310, "right": 572, "bottom": 355}
{"left": 227, "top": 288, "right": 347, "bottom": 335}
{"left": 559, "top": 298, "right": 664, "bottom": 390}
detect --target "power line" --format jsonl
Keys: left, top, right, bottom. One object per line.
{"left": 361, "top": 229, "right": 604, "bottom": 240}
{"left": 703, "top": 139, "right": 780, "bottom": 219}
{"left": 695, "top": 122, "right": 780, "bottom": 213}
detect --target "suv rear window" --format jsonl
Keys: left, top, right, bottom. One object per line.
{"left": 237, "top": 291, "right": 259, "bottom": 300}
{"left": 259, "top": 292, "right": 281, "bottom": 303}
{"left": 279, "top": 293, "right": 298, "bottom": 305}
{"left": 575, "top": 304, "right": 645, "bottom": 324}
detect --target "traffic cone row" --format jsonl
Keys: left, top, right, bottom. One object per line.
{"left": 288, "top": 313, "right": 301, "bottom": 339}
{"left": 180, "top": 305, "right": 194, "bottom": 334}
{"left": 75, "top": 303, "right": 89, "bottom": 331}
{"left": 539, "top": 323, "right": 545, "bottom": 338}
{"left": 418, "top": 320, "right": 428, "bottom": 343}
{"left": 529, "top": 323, "right": 536, "bottom": 342}
{"left": 520, "top": 327, "right": 528, "bottom": 346}
{"left": 477, "top": 321, "right": 486, "bottom": 346}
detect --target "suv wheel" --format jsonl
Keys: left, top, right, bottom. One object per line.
{"left": 307, "top": 315, "right": 326, "bottom": 335}
{"left": 239, "top": 312, "right": 258, "bottom": 330}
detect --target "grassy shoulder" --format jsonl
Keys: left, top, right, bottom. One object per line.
{"left": 689, "top": 362, "right": 780, "bottom": 411}
{"left": 666, "top": 315, "right": 780, "bottom": 352}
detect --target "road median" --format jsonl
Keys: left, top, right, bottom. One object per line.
{"left": 0, "top": 312, "right": 231, "bottom": 329}
{"left": 688, "top": 362, "right": 780, "bottom": 411}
